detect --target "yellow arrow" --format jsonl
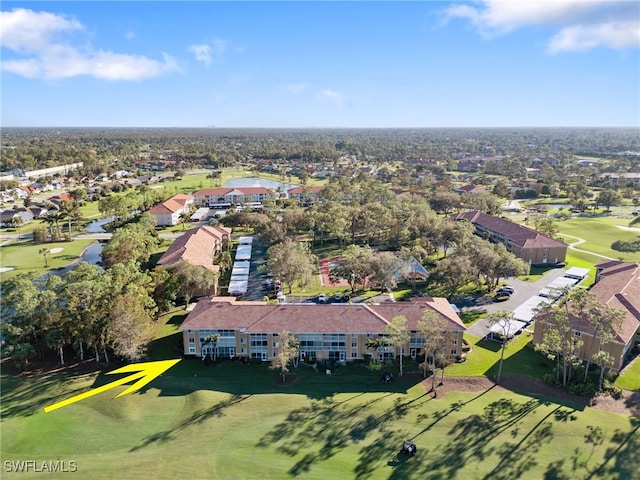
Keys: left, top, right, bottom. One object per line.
{"left": 44, "top": 359, "right": 181, "bottom": 413}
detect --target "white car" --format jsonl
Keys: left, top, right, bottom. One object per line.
{"left": 317, "top": 293, "right": 327, "bottom": 303}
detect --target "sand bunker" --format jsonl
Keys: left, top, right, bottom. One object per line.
{"left": 0, "top": 267, "right": 15, "bottom": 273}
{"left": 49, "top": 247, "right": 64, "bottom": 253}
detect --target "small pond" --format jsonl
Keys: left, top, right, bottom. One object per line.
{"left": 224, "top": 177, "right": 297, "bottom": 191}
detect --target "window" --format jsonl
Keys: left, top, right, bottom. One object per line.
{"left": 273, "top": 342, "right": 279, "bottom": 348}
{"left": 188, "top": 338, "right": 195, "bottom": 344}
{"left": 188, "top": 329, "right": 193, "bottom": 334}
{"left": 241, "top": 348, "right": 246, "bottom": 354}
{"left": 188, "top": 347, "right": 196, "bottom": 354}
{"left": 351, "top": 352, "right": 358, "bottom": 358}
{"left": 451, "top": 349, "right": 457, "bottom": 355}
{"left": 452, "top": 339, "right": 458, "bottom": 345}
{"left": 574, "top": 331, "right": 581, "bottom": 337}
{"left": 273, "top": 351, "right": 277, "bottom": 357}
{"left": 240, "top": 338, "right": 246, "bottom": 344}
{"left": 351, "top": 342, "right": 357, "bottom": 348}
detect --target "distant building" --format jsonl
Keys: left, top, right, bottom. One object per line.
{"left": 149, "top": 194, "right": 194, "bottom": 226}
{"left": 192, "top": 187, "right": 272, "bottom": 208}
{"left": 287, "top": 186, "right": 324, "bottom": 204}
{"left": 451, "top": 210, "right": 567, "bottom": 266}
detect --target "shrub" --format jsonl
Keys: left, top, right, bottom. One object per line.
{"left": 611, "top": 240, "right": 640, "bottom": 252}
{"left": 369, "top": 362, "right": 382, "bottom": 371}
{"left": 542, "top": 372, "right": 559, "bottom": 386}
{"left": 568, "top": 381, "right": 597, "bottom": 397}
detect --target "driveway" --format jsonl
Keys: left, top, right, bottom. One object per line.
{"left": 463, "top": 268, "right": 570, "bottom": 338}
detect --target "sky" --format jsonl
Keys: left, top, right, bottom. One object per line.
{"left": 1, "top": 1, "right": 639, "bottom": 128}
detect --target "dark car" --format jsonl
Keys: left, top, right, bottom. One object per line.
{"left": 497, "top": 286, "right": 515, "bottom": 295}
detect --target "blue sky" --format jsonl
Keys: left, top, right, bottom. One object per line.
{"left": 1, "top": 1, "right": 639, "bottom": 128}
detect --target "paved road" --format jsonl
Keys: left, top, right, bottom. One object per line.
{"left": 464, "top": 268, "right": 571, "bottom": 338}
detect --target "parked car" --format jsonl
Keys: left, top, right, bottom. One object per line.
{"left": 317, "top": 293, "right": 327, "bottom": 303}
{"left": 497, "top": 286, "right": 514, "bottom": 295}
{"left": 333, "top": 293, "right": 343, "bottom": 302}
{"left": 493, "top": 293, "right": 510, "bottom": 302}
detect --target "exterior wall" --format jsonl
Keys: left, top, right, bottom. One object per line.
{"left": 182, "top": 328, "right": 465, "bottom": 363}
{"left": 521, "top": 246, "right": 567, "bottom": 265}
{"left": 532, "top": 321, "right": 626, "bottom": 372}
{"left": 471, "top": 221, "right": 566, "bottom": 265}
{"left": 154, "top": 212, "right": 177, "bottom": 226}
{"left": 195, "top": 192, "right": 269, "bottom": 207}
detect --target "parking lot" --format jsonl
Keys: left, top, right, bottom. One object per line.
{"left": 464, "top": 268, "right": 572, "bottom": 338}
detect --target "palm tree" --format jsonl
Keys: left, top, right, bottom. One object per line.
{"left": 201, "top": 333, "right": 220, "bottom": 362}
{"left": 39, "top": 248, "right": 50, "bottom": 267}
{"left": 366, "top": 336, "right": 390, "bottom": 364}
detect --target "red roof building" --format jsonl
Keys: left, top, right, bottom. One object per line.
{"left": 451, "top": 210, "right": 567, "bottom": 265}
{"left": 149, "top": 194, "right": 194, "bottom": 226}
{"left": 534, "top": 261, "right": 640, "bottom": 371}
{"left": 180, "top": 296, "right": 466, "bottom": 362}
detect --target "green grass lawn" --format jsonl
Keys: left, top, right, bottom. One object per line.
{"left": 0, "top": 239, "right": 96, "bottom": 282}
{"left": 1, "top": 311, "right": 637, "bottom": 479}
{"left": 445, "top": 332, "right": 553, "bottom": 379}
{"left": 1, "top": 358, "right": 636, "bottom": 479}
{"left": 615, "top": 357, "right": 640, "bottom": 392}
{"left": 557, "top": 216, "right": 640, "bottom": 263}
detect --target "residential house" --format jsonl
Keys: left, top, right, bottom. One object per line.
{"left": 456, "top": 158, "right": 482, "bottom": 172}
{"left": 179, "top": 296, "right": 466, "bottom": 362}
{"left": 157, "top": 225, "right": 232, "bottom": 273}
{"left": 533, "top": 261, "right": 640, "bottom": 371}
{"left": 533, "top": 156, "right": 560, "bottom": 167}
{"left": 149, "top": 194, "right": 195, "bottom": 226}
{"left": 451, "top": 210, "right": 567, "bottom": 265}
{"left": 287, "top": 186, "right": 324, "bottom": 204}
{"left": 26, "top": 206, "right": 49, "bottom": 218}
{"left": 598, "top": 173, "right": 640, "bottom": 185}
{"left": 192, "top": 187, "right": 273, "bottom": 208}
{"left": 454, "top": 184, "right": 484, "bottom": 194}
{"left": 48, "top": 192, "right": 74, "bottom": 205}
{"left": 0, "top": 209, "right": 34, "bottom": 226}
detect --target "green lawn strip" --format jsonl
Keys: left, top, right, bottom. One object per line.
{"left": 1, "top": 365, "right": 635, "bottom": 479}
{"left": 0, "top": 239, "right": 96, "bottom": 282}
{"left": 446, "top": 332, "right": 552, "bottom": 379}
{"left": 615, "top": 357, "right": 640, "bottom": 392}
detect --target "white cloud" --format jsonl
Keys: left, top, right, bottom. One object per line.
{"left": 189, "top": 44, "right": 212, "bottom": 66}
{"left": 188, "top": 38, "right": 228, "bottom": 66}
{"left": 319, "top": 89, "right": 346, "bottom": 106}
{"left": 0, "top": 8, "right": 84, "bottom": 52}
{"left": 548, "top": 21, "right": 640, "bottom": 53}
{"left": 0, "top": 8, "right": 180, "bottom": 80}
{"left": 444, "top": 0, "right": 640, "bottom": 52}
{"left": 283, "top": 83, "right": 309, "bottom": 94}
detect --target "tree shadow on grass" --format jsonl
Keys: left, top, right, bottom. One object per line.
{"left": 408, "top": 398, "right": 554, "bottom": 480}
{"left": 544, "top": 417, "right": 640, "bottom": 480}
{"left": 256, "top": 390, "right": 435, "bottom": 478}
{"left": 129, "top": 393, "right": 251, "bottom": 452}
{"left": 1, "top": 371, "right": 96, "bottom": 418}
